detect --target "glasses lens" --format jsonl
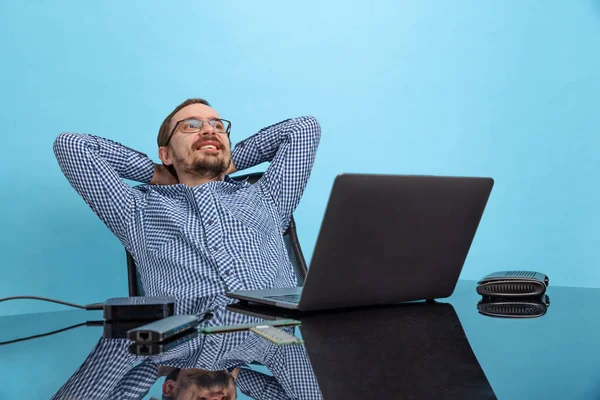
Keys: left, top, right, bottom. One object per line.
{"left": 209, "top": 119, "right": 229, "bottom": 132}
{"left": 180, "top": 118, "right": 203, "bottom": 132}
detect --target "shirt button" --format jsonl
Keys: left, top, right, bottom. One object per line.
{"left": 225, "top": 269, "right": 231, "bottom": 276}
{"left": 213, "top": 246, "right": 219, "bottom": 251}
{"left": 207, "top": 219, "right": 213, "bottom": 225}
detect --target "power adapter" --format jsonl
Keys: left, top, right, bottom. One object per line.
{"left": 101, "top": 296, "right": 175, "bottom": 321}
{"left": 0, "top": 295, "right": 176, "bottom": 321}
{"left": 0, "top": 295, "right": 177, "bottom": 346}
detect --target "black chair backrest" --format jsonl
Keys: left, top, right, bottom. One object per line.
{"left": 126, "top": 172, "right": 308, "bottom": 296}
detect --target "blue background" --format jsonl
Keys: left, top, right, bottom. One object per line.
{"left": 2, "top": 1, "right": 600, "bottom": 399}
{"left": 1, "top": 1, "right": 600, "bottom": 313}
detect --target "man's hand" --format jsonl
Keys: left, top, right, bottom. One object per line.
{"left": 151, "top": 164, "right": 179, "bottom": 185}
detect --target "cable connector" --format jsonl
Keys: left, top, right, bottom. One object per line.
{"left": 84, "top": 302, "right": 104, "bottom": 311}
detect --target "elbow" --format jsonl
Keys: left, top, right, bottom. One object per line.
{"left": 53, "top": 132, "right": 86, "bottom": 159}
{"left": 53, "top": 133, "right": 67, "bottom": 157}
{"left": 53, "top": 132, "right": 73, "bottom": 151}
{"left": 297, "top": 116, "right": 322, "bottom": 141}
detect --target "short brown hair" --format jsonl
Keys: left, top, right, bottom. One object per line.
{"left": 157, "top": 98, "right": 211, "bottom": 147}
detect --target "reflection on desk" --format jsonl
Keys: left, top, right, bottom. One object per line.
{"left": 50, "top": 295, "right": 320, "bottom": 399}
{"left": 477, "top": 294, "right": 550, "bottom": 319}
{"left": 228, "top": 299, "right": 496, "bottom": 399}
{"left": 2, "top": 280, "right": 600, "bottom": 399}
{"left": 51, "top": 295, "right": 495, "bottom": 399}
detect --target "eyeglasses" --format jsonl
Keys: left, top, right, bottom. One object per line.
{"left": 164, "top": 117, "right": 232, "bottom": 146}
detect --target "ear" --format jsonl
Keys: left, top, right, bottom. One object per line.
{"left": 162, "top": 379, "right": 176, "bottom": 396}
{"left": 158, "top": 146, "right": 173, "bottom": 166}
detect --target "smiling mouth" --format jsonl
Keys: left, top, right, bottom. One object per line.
{"left": 194, "top": 138, "right": 222, "bottom": 153}
{"left": 198, "top": 144, "right": 219, "bottom": 152}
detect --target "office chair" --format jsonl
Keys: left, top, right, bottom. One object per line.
{"left": 126, "top": 172, "right": 309, "bottom": 296}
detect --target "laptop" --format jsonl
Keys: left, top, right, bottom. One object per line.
{"left": 226, "top": 173, "right": 494, "bottom": 311}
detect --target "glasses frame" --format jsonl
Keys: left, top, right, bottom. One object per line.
{"left": 163, "top": 117, "right": 232, "bottom": 146}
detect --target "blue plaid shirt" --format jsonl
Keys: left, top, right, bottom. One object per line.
{"left": 53, "top": 117, "right": 321, "bottom": 297}
{"left": 51, "top": 296, "right": 322, "bottom": 399}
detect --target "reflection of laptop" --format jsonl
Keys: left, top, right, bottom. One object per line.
{"left": 300, "top": 303, "right": 497, "bottom": 399}
{"left": 227, "top": 301, "right": 497, "bottom": 399}
{"left": 226, "top": 173, "right": 494, "bottom": 311}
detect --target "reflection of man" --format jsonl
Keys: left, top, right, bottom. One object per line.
{"left": 54, "top": 98, "right": 321, "bottom": 297}
{"left": 51, "top": 296, "right": 322, "bottom": 400}
{"left": 160, "top": 367, "right": 238, "bottom": 400}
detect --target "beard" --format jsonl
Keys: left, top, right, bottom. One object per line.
{"left": 174, "top": 151, "right": 231, "bottom": 180}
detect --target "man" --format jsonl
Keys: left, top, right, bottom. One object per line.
{"left": 160, "top": 368, "right": 238, "bottom": 400}
{"left": 54, "top": 98, "right": 321, "bottom": 297}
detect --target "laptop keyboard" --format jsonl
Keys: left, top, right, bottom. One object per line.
{"left": 265, "top": 294, "right": 302, "bottom": 303}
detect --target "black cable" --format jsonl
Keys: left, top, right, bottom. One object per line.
{"left": 0, "top": 320, "right": 103, "bottom": 346}
{"left": 0, "top": 296, "right": 104, "bottom": 310}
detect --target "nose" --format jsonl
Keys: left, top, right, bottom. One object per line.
{"left": 200, "top": 121, "right": 217, "bottom": 135}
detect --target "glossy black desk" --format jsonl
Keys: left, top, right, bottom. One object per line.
{"left": 1, "top": 280, "right": 599, "bottom": 399}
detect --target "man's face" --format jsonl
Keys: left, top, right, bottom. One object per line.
{"left": 160, "top": 103, "right": 232, "bottom": 179}
{"left": 163, "top": 369, "right": 237, "bottom": 400}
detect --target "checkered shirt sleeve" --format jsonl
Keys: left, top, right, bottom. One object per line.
{"left": 53, "top": 133, "right": 153, "bottom": 245}
{"left": 231, "top": 116, "right": 321, "bottom": 231}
